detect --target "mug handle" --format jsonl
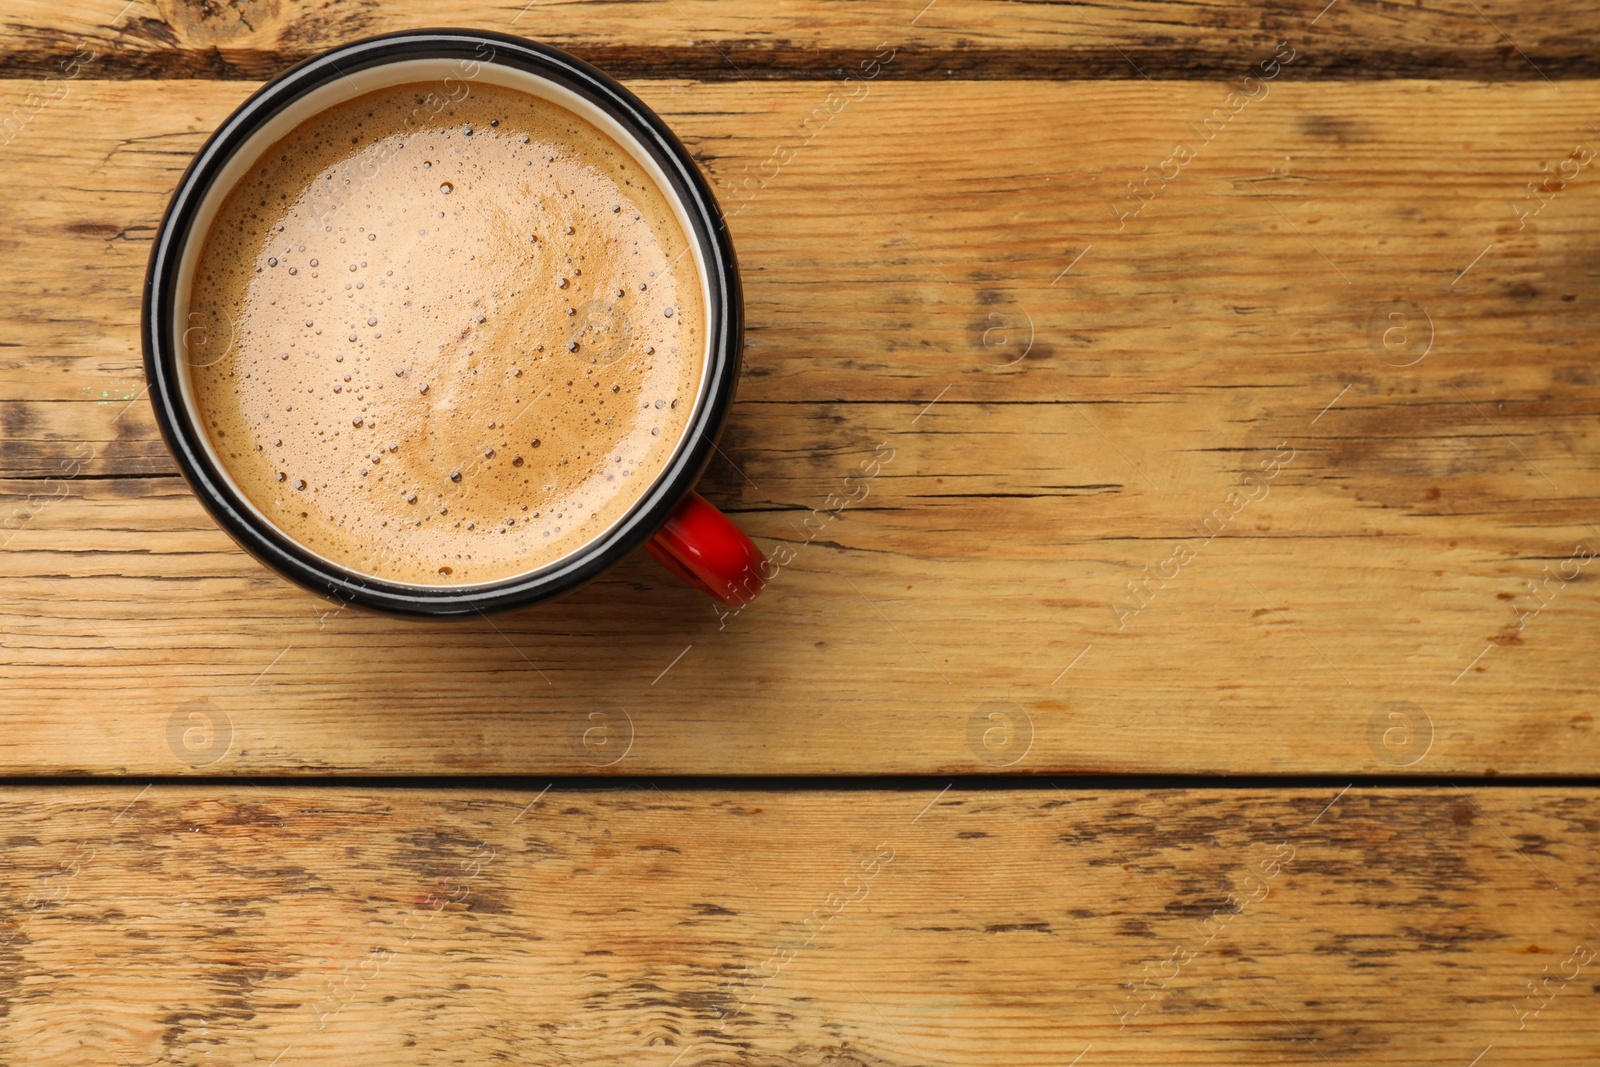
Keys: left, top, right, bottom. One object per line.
{"left": 645, "top": 491, "right": 767, "bottom": 606}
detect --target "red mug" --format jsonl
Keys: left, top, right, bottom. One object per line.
{"left": 142, "top": 30, "right": 765, "bottom": 614}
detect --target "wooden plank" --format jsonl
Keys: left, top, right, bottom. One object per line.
{"left": 1, "top": 0, "right": 1599, "bottom": 80}
{"left": 3, "top": 78, "right": 1599, "bottom": 775}
{"left": 1, "top": 783, "right": 1596, "bottom": 1064}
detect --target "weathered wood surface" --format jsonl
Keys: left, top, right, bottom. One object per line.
{"left": 1, "top": 783, "right": 1596, "bottom": 1065}
{"left": 3, "top": 76, "right": 1599, "bottom": 775}
{"left": 3, "top": 0, "right": 1600, "bottom": 80}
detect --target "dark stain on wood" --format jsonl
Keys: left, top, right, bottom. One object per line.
{"left": 986, "top": 921, "right": 1053, "bottom": 934}
{"left": 1296, "top": 114, "right": 1372, "bottom": 144}
{"left": 1, "top": 402, "right": 31, "bottom": 441}
{"left": 0, "top": 404, "right": 35, "bottom": 478}
{"left": 155, "top": 0, "right": 281, "bottom": 44}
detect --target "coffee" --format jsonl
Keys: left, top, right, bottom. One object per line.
{"left": 187, "top": 80, "right": 704, "bottom": 585}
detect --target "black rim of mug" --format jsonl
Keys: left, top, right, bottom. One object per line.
{"left": 142, "top": 29, "right": 743, "bottom": 616}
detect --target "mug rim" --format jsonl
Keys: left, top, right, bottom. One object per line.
{"left": 142, "top": 29, "right": 743, "bottom": 616}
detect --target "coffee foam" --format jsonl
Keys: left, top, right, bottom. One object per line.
{"left": 189, "top": 81, "right": 705, "bottom": 585}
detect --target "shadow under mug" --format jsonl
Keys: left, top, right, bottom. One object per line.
{"left": 142, "top": 29, "right": 766, "bottom": 616}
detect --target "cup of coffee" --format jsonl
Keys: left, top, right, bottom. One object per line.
{"left": 143, "top": 30, "right": 767, "bottom": 615}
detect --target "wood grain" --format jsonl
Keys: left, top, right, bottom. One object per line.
{"left": 5, "top": 5, "right": 1594, "bottom": 1066}
{"left": 3, "top": 77, "right": 1600, "bottom": 775}
{"left": 1, "top": 783, "right": 1597, "bottom": 1065}
{"left": 2, "top": 0, "right": 1599, "bottom": 80}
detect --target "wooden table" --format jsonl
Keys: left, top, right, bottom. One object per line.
{"left": 2, "top": 1, "right": 1597, "bottom": 1063}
